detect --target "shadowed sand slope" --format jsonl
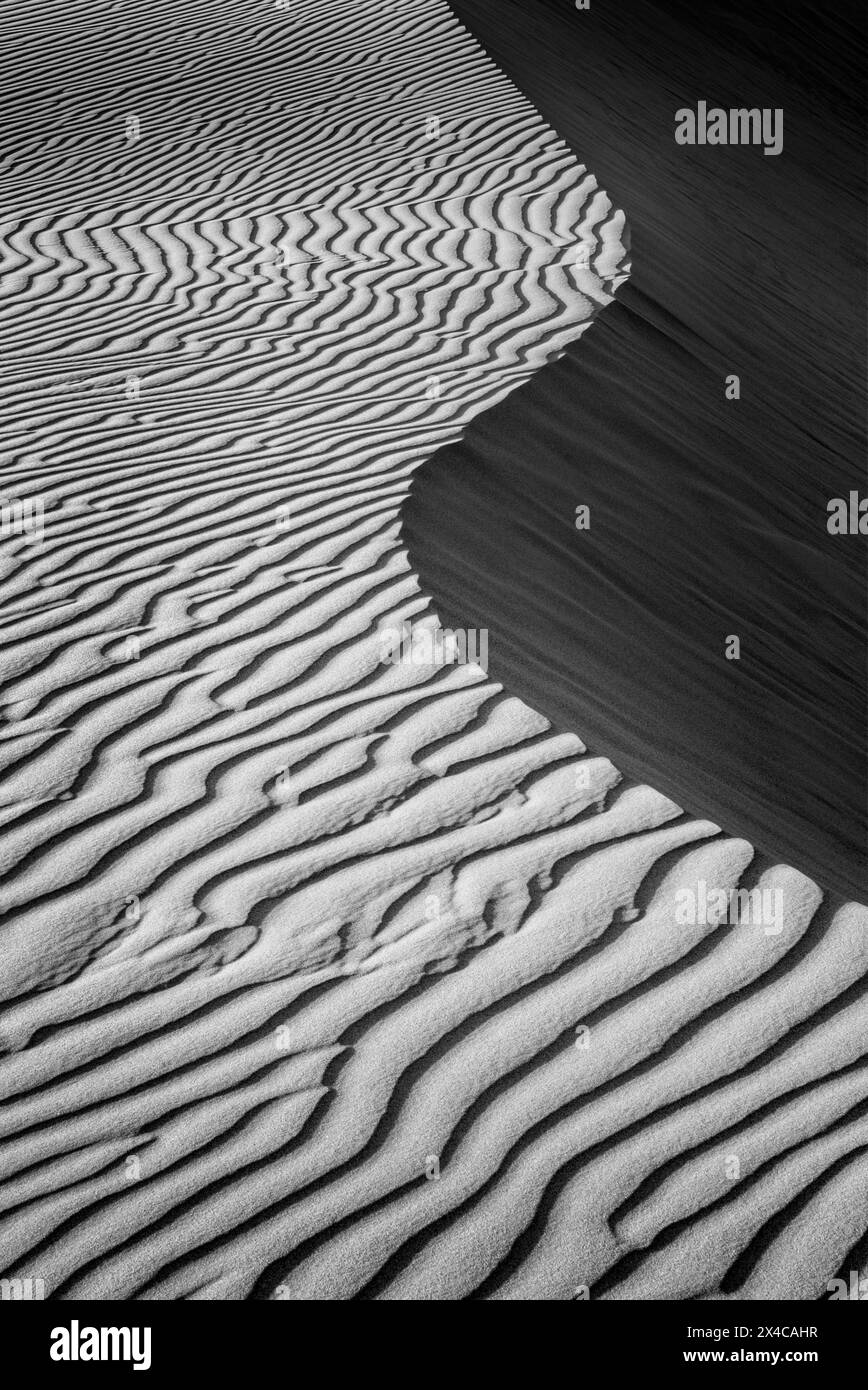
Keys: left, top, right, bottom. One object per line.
{"left": 0, "top": 0, "right": 864, "bottom": 1302}
{"left": 407, "top": 0, "right": 867, "bottom": 899}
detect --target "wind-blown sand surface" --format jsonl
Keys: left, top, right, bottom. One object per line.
{"left": 0, "top": 0, "right": 865, "bottom": 1301}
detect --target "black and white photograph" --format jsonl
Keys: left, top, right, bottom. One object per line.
{"left": 0, "top": 0, "right": 865, "bottom": 1359}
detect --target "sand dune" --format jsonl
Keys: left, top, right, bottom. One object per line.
{"left": 411, "top": 0, "right": 867, "bottom": 899}
{"left": 0, "top": 0, "right": 864, "bottom": 1301}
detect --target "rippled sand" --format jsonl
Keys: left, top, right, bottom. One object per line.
{"left": 0, "top": 0, "right": 864, "bottom": 1301}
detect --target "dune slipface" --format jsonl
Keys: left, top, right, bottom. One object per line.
{"left": 0, "top": 0, "right": 863, "bottom": 1304}
{"left": 409, "top": 0, "right": 867, "bottom": 904}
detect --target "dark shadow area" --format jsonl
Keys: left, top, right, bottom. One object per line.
{"left": 405, "top": 0, "right": 867, "bottom": 898}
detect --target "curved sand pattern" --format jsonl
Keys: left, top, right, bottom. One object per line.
{"left": 0, "top": 0, "right": 864, "bottom": 1301}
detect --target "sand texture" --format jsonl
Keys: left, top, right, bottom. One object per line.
{"left": 0, "top": 0, "right": 864, "bottom": 1301}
